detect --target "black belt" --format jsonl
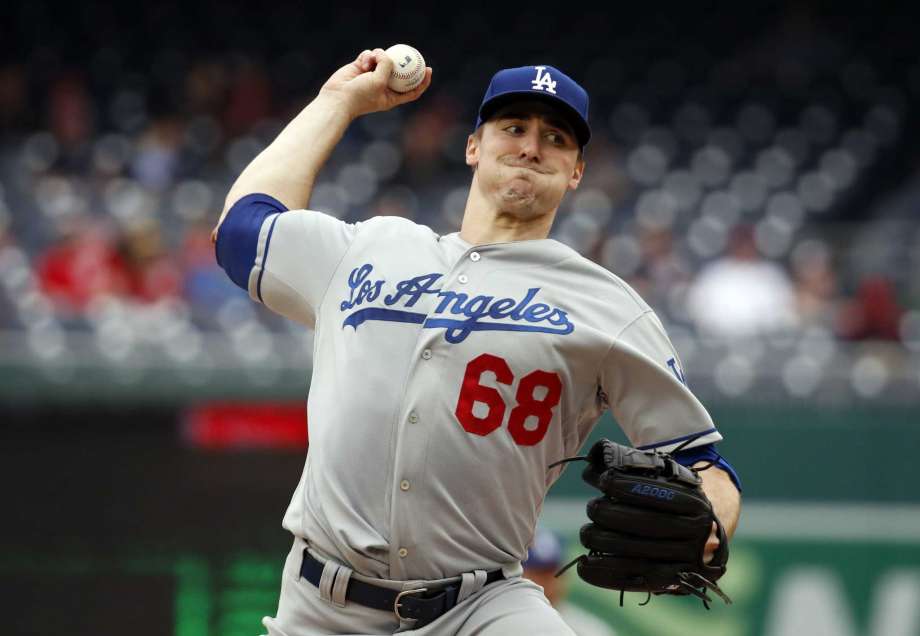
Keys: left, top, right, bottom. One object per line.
{"left": 299, "top": 549, "right": 504, "bottom": 628}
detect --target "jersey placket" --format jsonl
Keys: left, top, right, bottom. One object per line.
{"left": 385, "top": 248, "right": 482, "bottom": 578}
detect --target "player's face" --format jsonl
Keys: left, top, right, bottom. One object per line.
{"left": 466, "top": 101, "right": 584, "bottom": 218}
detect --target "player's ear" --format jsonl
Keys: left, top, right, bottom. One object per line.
{"left": 465, "top": 132, "right": 480, "bottom": 168}
{"left": 567, "top": 156, "right": 585, "bottom": 190}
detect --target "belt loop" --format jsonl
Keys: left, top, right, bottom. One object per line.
{"left": 318, "top": 559, "right": 340, "bottom": 605}
{"left": 457, "top": 569, "right": 488, "bottom": 604}
{"left": 331, "top": 564, "right": 352, "bottom": 608}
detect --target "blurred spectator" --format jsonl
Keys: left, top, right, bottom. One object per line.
{"left": 181, "top": 222, "right": 242, "bottom": 324}
{"left": 36, "top": 216, "right": 130, "bottom": 315}
{"left": 0, "top": 65, "right": 27, "bottom": 131}
{"left": 633, "top": 227, "right": 693, "bottom": 311}
{"left": 131, "top": 117, "right": 184, "bottom": 189}
{"left": 186, "top": 61, "right": 229, "bottom": 117}
{"left": 224, "top": 60, "right": 273, "bottom": 136}
{"left": 48, "top": 74, "right": 94, "bottom": 170}
{"left": 117, "top": 217, "right": 183, "bottom": 302}
{"left": 685, "top": 225, "right": 798, "bottom": 339}
{"left": 837, "top": 276, "right": 904, "bottom": 340}
{"left": 790, "top": 239, "right": 840, "bottom": 329}
{"left": 402, "top": 95, "right": 461, "bottom": 182}
{"left": 523, "top": 527, "right": 617, "bottom": 636}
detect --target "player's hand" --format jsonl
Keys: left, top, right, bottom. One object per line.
{"left": 703, "top": 521, "right": 720, "bottom": 564}
{"left": 319, "top": 48, "right": 432, "bottom": 119}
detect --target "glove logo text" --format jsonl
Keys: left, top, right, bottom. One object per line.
{"left": 630, "top": 483, "right": 677, "bottom": 500}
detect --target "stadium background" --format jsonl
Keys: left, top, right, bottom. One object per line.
{"left": 1, "top": 2, "right": 918, "bottom": 634}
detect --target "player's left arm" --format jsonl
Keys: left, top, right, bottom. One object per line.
{"left": 669, "top": 438, "right": 742, "bottom": 560}
{"left": 697, "top": 462, "right": 741, "bottom": 559}
{"left": 600, "top": 310, "right": 742, "bottom": 556}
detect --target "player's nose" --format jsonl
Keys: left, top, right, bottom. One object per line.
{"left": 517, "top": 127, "right": 542, "bottom": 162}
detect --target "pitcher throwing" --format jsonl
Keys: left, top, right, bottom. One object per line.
{"left": 213, "top": 47, "right": 742, "bottom": 635}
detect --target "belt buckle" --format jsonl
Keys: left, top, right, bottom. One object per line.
{"left": 394, "top": 587, "right": 428, "bottom": 621}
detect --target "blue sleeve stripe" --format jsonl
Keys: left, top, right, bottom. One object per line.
{"left": 637, "top": 427, "right": 718, "bottom": 451}
{"left": 215, "top": 193, "right": 289, "bottom": 292}
{"left": 256, "top": 213, "right": 281, "bottom": 303}
{"left": 672, "top": 443, "right": 743, "bottom": 493}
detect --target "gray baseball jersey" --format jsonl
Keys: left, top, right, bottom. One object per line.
{"left": 244, "top": 208, "right": 721, "bottom": 582}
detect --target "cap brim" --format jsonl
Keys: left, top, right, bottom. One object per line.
{"left": 478, "top": 90, "right": 590, "bottom": 147}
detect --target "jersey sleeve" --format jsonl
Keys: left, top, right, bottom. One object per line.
{"left": 215, "top": 193, "right": 358, "bottom": 326}
{"left": 599, "top": 310, "right": 722, "bottom": 451}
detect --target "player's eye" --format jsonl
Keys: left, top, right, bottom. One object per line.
{"left": 546, "top": 132, "right": 564, "bottom": 145}
{"left": 504, "top": 124, "right": 525, "bottom": 134}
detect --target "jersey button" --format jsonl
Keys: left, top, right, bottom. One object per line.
{"left": 398, "top": 548, "right": 409, "bottom": 558}
{"left": 408, "top": 412, "right": 419, "bottom": 424}
{"left": 421, "top": 349, "right": 432, "bottom": 360}
{"left": 469, "top": 252, "right": 481, "bottom": 262}
{"left": 400, "top": 480, "right": 410, "bottom": 491}
{"left": 458, "top": 274, "right": 469, "bottom": 284}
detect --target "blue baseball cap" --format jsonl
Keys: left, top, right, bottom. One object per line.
{"left": 523, "top": 527, "right": 563, "bottom": 570}
{"left": 475, "top": 65, "right": 591, "bottom": 147}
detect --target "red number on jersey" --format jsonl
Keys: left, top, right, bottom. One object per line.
{"left": 454, "top": 353, "right": 513, "bottom": 436}
{"left": 507, "top": 370, "right": 563, "bottom": 446}
{"left": 454, "top": 354, "right": 562, "bottom": 446}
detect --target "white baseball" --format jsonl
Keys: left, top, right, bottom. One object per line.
{"left": 384, "top": 44, "right": 426, "bottom": 93}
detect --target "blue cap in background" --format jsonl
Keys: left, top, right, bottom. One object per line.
{"left": 475, "top": 65, "right": 591, "bottom": 147}
{"left": 524, "top": 526, "right": 563, "bottom": 570}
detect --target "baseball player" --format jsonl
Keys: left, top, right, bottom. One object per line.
{"left": 213, "top": 49, "right": 742, "bottom": 635}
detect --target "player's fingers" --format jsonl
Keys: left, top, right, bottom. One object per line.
{"left": 394, "top": 67, "right": 433, "bottom": 103}
{"left": 702, "top": 521, "right": 719, "bottom": 564}
{"left": 371, "top": 48, "right": 393, "bottom": 81}
{"left": 356, "top": 49, "right": 374, "bottom": 71}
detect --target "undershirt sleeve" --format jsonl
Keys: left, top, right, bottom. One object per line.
{"left": 672, "top": 443, "right": 742, "bottom": 492}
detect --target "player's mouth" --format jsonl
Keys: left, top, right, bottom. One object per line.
{"left": 502, "top": 158, "right": 551, "bottom": 175}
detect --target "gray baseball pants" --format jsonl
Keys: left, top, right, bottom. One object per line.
{"left": 260, "top": 536, "right": 575, "bottom": 635}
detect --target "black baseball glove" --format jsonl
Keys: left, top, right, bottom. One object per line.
{"left": 551, "top": 438, "right": 731, "bottom": 608}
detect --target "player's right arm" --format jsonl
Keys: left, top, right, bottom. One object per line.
{"left": 212, "top": 48, "right": 432, "bottom": 238}
{"left": 210, "top": 49, "right": 431, "bottom": 325}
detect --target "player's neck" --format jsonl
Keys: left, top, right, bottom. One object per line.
{"left": 459, "top": 185, "right": 556, "bottom": 245}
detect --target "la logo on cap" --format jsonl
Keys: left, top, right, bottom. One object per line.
{"left": 530, "top": 66, "right": 557, "bottom": 94}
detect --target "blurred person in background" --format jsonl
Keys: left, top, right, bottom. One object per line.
{"left": 0, "top": 64, "right": 27, "bottom": 132}
{"left": 685, "top": 224, "right": 797, "bottom": 339}
{"left": 48, "top": 74, "right": 94, "bottom": 171}
{"left": 401, "top": 94, "right": 461, "bottom": 184}
{"left": 790, "top": 239, "right": 840, "bottom": 330}
{"left": 185, "top": 60, "right": 229, "bottom": 117}
{"left": 836, "top": 275, "right": 904, "bottom": 341}
{"left": 523, "top": 527, "right": 617, "bottom": 636}
{"left": 631, "top": 226, "right": 692, "bottom": 313}
{"left": 224, "top": 59, "right": 273, "bottom": 136}
{"left": 37, "top": 213, "right": 131, "bottom": 316}
{"left": 181, "top": 220, "right": 243, "bottom": 325}
{"left": 116, "top": 216, "right": 183, "bottom": 303}
{"left": 131, "top": 117, "right": 184, "bottom": 190}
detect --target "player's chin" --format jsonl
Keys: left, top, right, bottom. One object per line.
{"left": 499, "top": 187, "right": 537, "bottom": 208}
